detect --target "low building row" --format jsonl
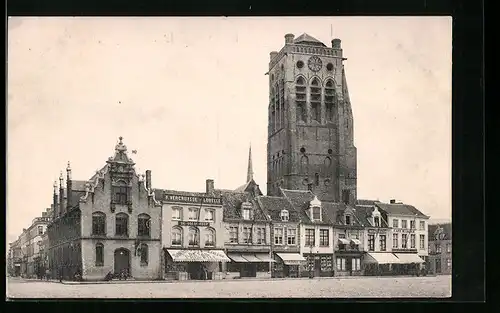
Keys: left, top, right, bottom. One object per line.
{"left": 9, "top": 138, "right": 432, "bottom": 281}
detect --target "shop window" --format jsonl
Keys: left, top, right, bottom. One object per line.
{"left": 137, "top": 214, "right": 151, "bottom": 237}
{"left": 243, "top": 227, "right": 252, "bottom": 244}
{"left": 171, "top": 227, "right": 183, "bottom": 246}
{"left": 319, "top": 229, "right": 329, "bottom": 247}
{"left": 280, "top": 209, "right": 289, "bottom": 222}
{"left": 352, "top": 258, "right": 361, "bottom": 271}
{"left": 320, "top": 255, "right": 333, "bottom": 272}
{"left": 188, "top": 227, "right": 200, "bottom": 246}
{"left": 287, "top": 228, "right": 296, "bottom": 245}
{"left": 392, "top": 233, "right": 398, "bottom": 249}
{"left": 92, "top": 212, "right": 106, "bottom": 236}
{"left": 188, "top": 208, "right": 199, "bottom": 221}
{"left": 402, "top": 234, "right": 408, "bottom": 249}
{"left": 410, "top": 234, "right": 416, "bottom": 249}
{"left": 95, "top": 243, "right": 104, "bottom": 266}
{"left": 256, "top": 263, "right": 269, "bottom": 272}
{"left": 368, "top": 235, "right": 375, "bottom": 251}
{"left": 274, "top": 228, "right": 283, "bottom": 245}
{"left": 204, "top": 209, "right": 215, "bottom": 222}
{"left": 379, "top": 235, "right": 386, "bottom": 251}
{"left": 140, "top": 244, "right": 148, "bottom": 266}
{"left": 172, "top": 207, "right": 182, "bottom": 220}
{"left": 205, "top": 228, "right": 215, "bottom": 247}
{"left": 420, "top": 235, "right": 425, "bottom": 250}
{"left": 229, "top": 226, "right": 238, "bottom": 243}
{"left": 393, "top": 219, "right": 399, "bottom": 228}
{"left": 115, "top": 213, "right": 129, "bottom": 237}
{"left": 336, "top": 257, "right": 346, "bottom": 271}
{"left": 305, "top": 229, "right": 315, "bottom": 246}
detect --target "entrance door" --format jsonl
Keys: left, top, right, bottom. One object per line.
{"left": 114, "top": 248, "right": 131, "bottom": 276}
{"left": 314, "top": 258, "right": 321, "bottom": 277}
{"left": 435, "top": 259, "right": 442, "bottom": 274}
{"left": 187, "top": 262, "right": 204, "bottom": 280}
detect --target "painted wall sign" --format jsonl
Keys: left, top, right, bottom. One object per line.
{"left": 393, "top": 228, "right": 415, "bottom": 233}
{"left": 164, "top": 194, "right": 222, "bottom": 205}
{"left": 178, "top": 221, "right": 210, "bottom": 227}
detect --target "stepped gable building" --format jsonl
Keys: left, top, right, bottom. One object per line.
{"left": 428, "top": 223, "right": 452, "bottom": 275}
{"left": 47, "top": 137, "right": 163, "bottom": 281}
{"left": 216, "top": 146, "right": 273, "bottom": 279}
{"left": 266, "top": 33, "right": 357, "bottom": 205}
{"left": 158, "top": 178, "right": 230, "bottom": 281}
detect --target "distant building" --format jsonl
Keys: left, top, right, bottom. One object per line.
{"left": 428, "top": 223, "right": 452, "bottom": 275}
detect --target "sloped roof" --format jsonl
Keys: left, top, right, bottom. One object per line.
{"left": 218, "top": 190, "right": 266, "bottom": 221}
{"left": 293, "top": 33, "right": 326, "bottom": 47}
{"left": 356, "top": 199, "right": 378, "bottom": 206}
{"left": 428, "top": 223, "right": 452, "bottom": 241}
{"left": 72, "top": 180, "right": 88, "bottom": 192}
{"left": 256, "top": 196, "right": 300, "bottom": 223}
{"left": 375, "top": 202, "right": 428, "bottom": 218}
{"left": 355, "top": 205, "right": 389, "bottom": 228}
{"left": 233, "top": 179, "right": 263, "bottom": 195}
{"left": 281, "top": 188, "right": 314, "bottom": 210}
{"left": 281, "top": 189, "right": 341, "bottom": 225}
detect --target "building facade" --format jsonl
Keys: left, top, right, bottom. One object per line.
{"left": 158, "top": 179, "right": 229, "bottom": 281}
{"left": 47, "top": 137, "right": 163, "bottom": 281}
{"left": 428, "top": 223, "right": 452, "bottom": 275}
{"left": 334, "top": 204, "right": 365, "bottom": 276}
{"left": 266, "top": 33, "right": 357, "bottom": 205}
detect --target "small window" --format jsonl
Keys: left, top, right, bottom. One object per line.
{"left": 419, "top": 221, "right": 426, "bottom": 230}
{"left": 204, "top": 209, "right": 215, "bottom": 222}
{"left": 401, "top": 220, "right": 408, "bottom": 229}
{"left": 374, "top": 217, "right": 380, "bottom": 227}
{"left": 243, "top": 227, "right": 252, "bottom": 244}
{"left": 229, "top": 226, "right": 238, "bottom": 244}
{"left": 172, "top": 208, "right": 182, "bottom": 220}
{"left": 242, "top": 209, "right": 251, "bottom": 220}
{"left": 287, "top": 228, "right": 296, "bottom": 245}
{"left": 327, "top": 148, "right": 333, "bottom": 154}
{"left": 38, "top": 226, "right": 44, "bottom": 235}
{"left": 379, "top": 235, "right": 387, "bottom": 251}
{"left": 393, "top": 219, "right": 399, "bottom": 228}
{"left": 345, "top": 215, "right": 351, "bottom": 225}
{"left": 368, "top": 235, "right": 375, "bottom": 251}
{"left": 319, "top": 229, "right": 329, "bottom": 247}
{"left": 280, "top": 209, "right": 289, "bottom": 222}
{"left": 274, "top": 228, "right": 284, "bottom": 245}
{"left": 140, "top": 243, "right": 148, "bottom": 266}
{"left": 326, "top": 63, "right": 334, "bottom": 71}
{"left": 300, "top": 147, "right": 306, "bottom": 153}
{"left": 314, "top": 173, "right": 319, "bottom": 186}
{"left": 402, "top": 234, "right": 408, "bottom": 248}
{"left": 312, "top": 207, "right": 321, "bottom": 221}
{"left": 305, "top": 229, "right": 315, "bottom": 246}
{"left": 393, "top": 233, "right": 399, "bottom": 248}
{"left": 296, "top": 61, "right": 304, "bottom": 69}
{"left": 188, "top": 208, "right": 199, "bottom": 221}
{"left": 410, "top": 220, "right": 416, "bottom": 229}
{"left": 256, "top": 227, "right": 266, "bottom": 245}
{"left": 95, "top": 243, "right": 104, "bottom": 266}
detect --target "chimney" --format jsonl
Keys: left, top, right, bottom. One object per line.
{"left": 66, "top": 161, "right": 72, "bottom": 210}
{"left": 145, "top": 170, "right": 152, "bottom": 190}
{"left": 390, "top": 199, "right": 396, "bottom": 204}
{"left": 206, "top": 179, "right": 215, "bottom": 195}
{"left": 332, "top": 38, "right": 341, "bottom": 49}
{"left": 285, "top": 33, "right": 295, "bottom": 44}
{"left": 270, "top": 51, "right": 278, "bottom": 61}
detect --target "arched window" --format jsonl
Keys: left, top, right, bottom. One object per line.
{"left": 295, "top": 77, "right": 307, "bottom": 123}
{"left": 95, "top": 243, "right": 104, "bottom": 266}
{"left": 171, "top": 227, "right": 183, "bottom": 246}
{"left": 138, "top": 213, "right": 151, "bottom": 237}
{"left": 205, "top": 228, "right": 216, "bottom": 247}
{"left": 315, "top": 173, "right": 320, "bottom": 186}
{"left": 139, "top": 243, "right": 148, "bottom": 265}
{"left": 92, "top": 212, "right": 106, "bottom": 236}
{"left": 300, "top": 156, "right": 309, "bottom": 174}
{"left": 325, "top": 79, "right": 335, "bottom": 121}
{"left": 188, "top": 227, "right": 200, "bottom": 247}
{"left": 115, "top": 213, "right": 129, "bottom": 237}
{"left": 324, "top": 157, "right": 332, "bottom": 168}
{"left": 275, "top": 83, "right": 281, "bottom": 129}
{"left": 310, "top": 78, "right": 321, "bottom": 122}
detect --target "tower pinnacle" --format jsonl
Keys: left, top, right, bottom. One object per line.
{"left": 247, "top": 143, "right": 254, "bottom": 183}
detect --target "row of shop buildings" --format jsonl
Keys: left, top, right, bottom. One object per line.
{"left": 8, "top": 137, "right": 437, "bottom": 281}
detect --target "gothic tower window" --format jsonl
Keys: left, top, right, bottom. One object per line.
{"left": 280, "top": 79, "right": 285, "bottom": 127}
{"left": 314, "top": 173, "right": 320, "bottom": 186}
{"left": 325, "top": 79, "right": 335, "bottom": 121}
{"left": 310, "top": 78, "right": 321, "bottom": 122}
{"left": 270, "top": 88, "right": 276, "bottom": 132}
{"left": 300, "top": 155, "right": 309, "bottom": 174}
{"left": 295, "top": 77, "right": 306, "bottom": 123}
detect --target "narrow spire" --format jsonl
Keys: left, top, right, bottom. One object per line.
{"left": 246, "top": 143, "right": 254, "bottom": 183}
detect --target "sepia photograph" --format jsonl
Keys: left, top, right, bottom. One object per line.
{"left": 7, "top": 16, "right": 452, "bottom": 299}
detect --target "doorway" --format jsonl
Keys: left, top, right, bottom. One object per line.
{"left": 435, "top": 259, "right": 442, "bottom": 274}
{"left": 114, "top": 248, "right": 131, "bottom": 276}
{"left": 187, "top": 262, "right": 203, "bottom": 280}
{"left": 314, "top": 257, "right": 321, "bottom": 277}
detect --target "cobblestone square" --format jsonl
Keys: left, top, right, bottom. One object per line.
{"left": 7, "top": 275, "right": 451, "bottom": 299}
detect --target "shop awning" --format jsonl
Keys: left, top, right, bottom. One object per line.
{"left": 254, "top": 253, "right": 276, "bottom": 263}
{"left": 350, "top": 238, "right": 361, "bottom": 245}
{"left": 365, "top": 253, "right": 402, "bottom": 264}
{"left": 394, "top": 253, "right": 425, "bottom": 264}
{"left": 241, "top": 254, "right": 264, "bottom": 262}
{"left": 276, "top": 253, "right": 306, "bottom": 265}
{"left": 228, "top": 253, "right": 249, "bottom": 263}
{"left": 338, "top": 238, "right": 351, "bottom": 245}
{"left": 167, "top": 249, "right": 231, "bottom": 262}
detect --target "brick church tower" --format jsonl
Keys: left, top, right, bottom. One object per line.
{"left": 266, "top": 33, "right": 357, "bottom": 205}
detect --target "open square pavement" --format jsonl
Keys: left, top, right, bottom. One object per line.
{"left": 7, "top": 275, "right": 451, "bottom": 299}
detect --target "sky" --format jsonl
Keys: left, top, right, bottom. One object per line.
{"left": 7, "top": 17, "right": 452, "bottom": 243}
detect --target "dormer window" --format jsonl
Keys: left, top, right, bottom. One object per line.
{"left": 312, "top": 207, "right": 321, "bottom": 221}
{"left": 374, "top": 217, "right": 380, "bottom": 227}
{"left": 241, "top": 201, "right": 253, "bottom": 220}
{"left": 309, "top": 195, "right": 322, "bottom": 221}
{"left": 280, "top": 209, "right": 289, "bottom": 222}
{"left": 345, "top": 215, "right": 351, "bottom": 225}
{"left": 242, "top": 209, "right": 251, "bottom": 220}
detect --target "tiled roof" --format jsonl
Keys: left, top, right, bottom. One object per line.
{"left": 356, "top": 199, "right": 378, "bottom": 206}
{"left": 256, "top": 196, "right": 300, "bottom": 223}
{"left": 375, "top": 202, "right": 428, "bottom": 218}
{"left": 354, "top": 205, "right": 389, "bottom": 228}
{"left": 281, "top": 188, "right": 314, "bottom": 210}
{"left": 70, "top": 190, "right": 85, "bottom": 208}
{"left": 72, "top": 180, "right": 87, "bottom": 192}
{"left": 233, "top": 179, "right": 263, "bottom": 195}
{"left": 281, "top": 189, "right": 340, "bottom": 225}
{"left": 293, "top": 33, "right": 326, "bottom": 47}
{"left": 428, "top": 223, "right": 452, "bottom": 241}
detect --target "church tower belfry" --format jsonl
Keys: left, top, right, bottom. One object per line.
{"left": 266, "top": 33, "right": 357, "bottom": 205}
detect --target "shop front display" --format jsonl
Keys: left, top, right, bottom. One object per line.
{"left": 165, "top": 249, "right": 230, "bottom": 280}
{"left": 302, "top": 254, "right": 334, "bottom": 277}
{"left": 227, "top": 252, "right": 274, "bottom": 279}
{"left": 274, "top": 253, "right": 306, "bottom": 278}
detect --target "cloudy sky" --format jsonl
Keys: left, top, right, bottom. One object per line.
{"left": 7, "top": 17, "right": 452, "bottom": 243}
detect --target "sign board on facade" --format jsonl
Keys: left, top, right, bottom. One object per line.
{"left": 393, "top": 228, "right": 415, "bottom": 233}
{"left": 368, "top": 229, "right": 387, "bottom": 234}
{"left": 164, "top": 194, "right": 222, "bottom": 205}
{"left": 178, "top": 221, "right": 210, "bottom": 227}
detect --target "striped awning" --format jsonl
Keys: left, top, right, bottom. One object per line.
{"left": 254, "top": 253, "right": 276, "bottom": 263}
{"left": 394, "top": 253, "right": 425, "bottom": 264}
{"left": 167, "top": 249, "right": 230, "bottom": 262}
{"left": 241, "top": 254, "right": 264, "bottom": 262}
{"left": 365, "top": 253, "right": 402, "bottom": 264}
{"left": 276, "top": 253, "right": 306, "bottom": 265}
{"left": 350, "top": 238, "right": 362, "bottom": 245}
{"left": 228, "top": 253, "right": 248, "bottom": 263}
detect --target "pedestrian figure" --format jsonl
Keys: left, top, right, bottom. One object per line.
{"left": 58, "top": 266, "right": 63, "bottom": 283}
{"left": 45, "top": 269, "right": 50, "bottom": 281}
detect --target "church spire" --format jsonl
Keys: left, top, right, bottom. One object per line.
{"left": 247, "top": 143, "right": 254, "bottom": 183}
